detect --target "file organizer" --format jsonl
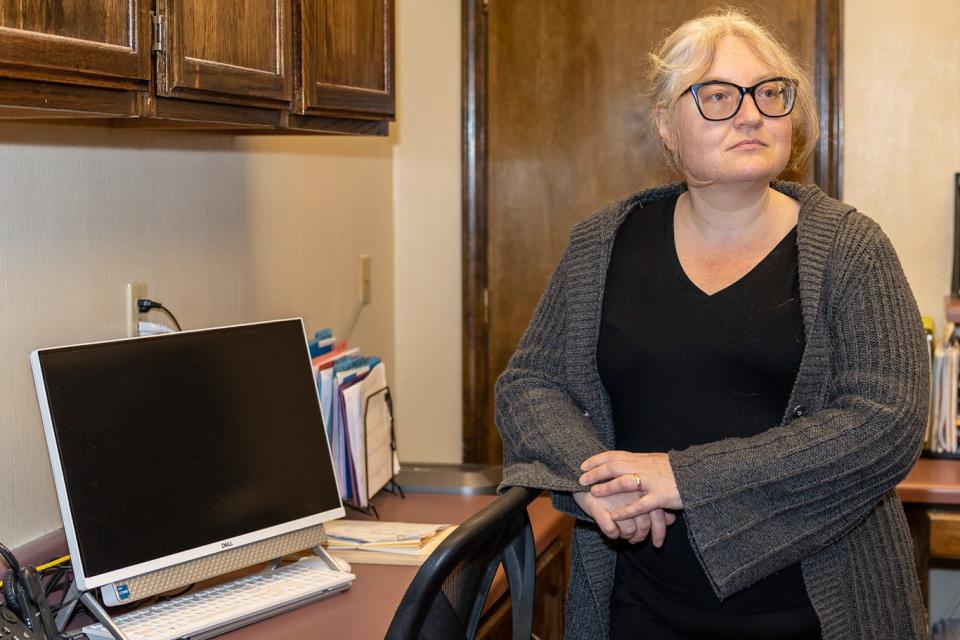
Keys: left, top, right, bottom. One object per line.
{"left": 361, "top": 386, "right": 405, "bottom": 518}
{"left": 311, "top": 329, "right": 403, "bottom": 517}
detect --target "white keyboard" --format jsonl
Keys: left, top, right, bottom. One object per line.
{"left": 82, "top": 560, "right": 355, "bottom": 640}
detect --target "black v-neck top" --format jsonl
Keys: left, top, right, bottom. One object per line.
{"left": 597, "top": 194, "right": 815, "bottom": 619}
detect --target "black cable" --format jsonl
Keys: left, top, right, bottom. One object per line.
{"left": 157, "top": 583, "right": 195, "bottom": 601}
{"left": 50, "top": 591, "right": 84, "bottom": 616}
{"left": 119, "top": 595, "right": 157, "bottom": 612}
{"left": 156, "top": 305, "right": 182, "bottom": 332}
{"left": 43, "top": 564, "right": 73, "bottom": 621}
{"left": 43, "top": 568, "right": 64, "bottom": 597}
{"left": 38, "top": 558, "right": 70, "bottom": 601}
{"left": 137, "top": 298, "right": 183, "bottom": 332}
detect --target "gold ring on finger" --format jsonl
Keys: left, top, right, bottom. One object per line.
{"left": 634, "top": 473, "right": 642, "bottom": 491}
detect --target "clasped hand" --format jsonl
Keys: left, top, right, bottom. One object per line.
{"left": 573, "top": 451, "right": 683, "bottom": 547}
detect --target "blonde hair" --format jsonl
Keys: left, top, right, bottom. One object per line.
{"left": 648, "top": 8, "right": 819, "bottom": 178}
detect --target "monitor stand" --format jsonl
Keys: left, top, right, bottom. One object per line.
{"left": 55, "top": 582, "right": 129, "bottom": 640}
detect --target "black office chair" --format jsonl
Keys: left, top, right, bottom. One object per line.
{"left": 385, "top": 486, "right": 540, "bottom": 640}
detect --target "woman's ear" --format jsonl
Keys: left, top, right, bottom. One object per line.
{"left": 654, "top": 107, "right": 676, "bottom": 152}
{"left": 655, "top": 107, "right": 675, "bottom": 151}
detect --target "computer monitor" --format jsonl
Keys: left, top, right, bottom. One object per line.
{"left": 30, "top": 319, "right": 345, "bottom": 605}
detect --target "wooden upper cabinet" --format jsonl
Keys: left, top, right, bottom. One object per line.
{"left": 156, "top": 0, "right": 293, "bottom": 106}
{"left": 296, "top": 0, "right": 394, "bottom": 118}
{"left": 0, "top": 0, "right": 395, "bottom": 131}
{"left": 0, "top": 0, "right": 150, "bottom": 88}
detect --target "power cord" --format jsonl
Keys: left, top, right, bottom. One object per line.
{"left": 136, "top": 298, "right": 182, "bottom": 332}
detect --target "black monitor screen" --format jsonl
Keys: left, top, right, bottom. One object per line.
{"left": 36, "top": 319, "right": 342, "bottom": 578}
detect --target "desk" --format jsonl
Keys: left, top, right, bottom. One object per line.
{"left": 16, "top": 492, "right": 573, "bottom": 639}
{"left": 898, "top": 457, "right": 960, "bottom": 611}
{"left": 898, "top": 457, "right": 960, "bottom": 506}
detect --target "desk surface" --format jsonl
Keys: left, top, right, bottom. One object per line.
{"left": 222, "top": 492, "right": 567, "bottom": 639}
{"left": 16, "top": 492, "right": 568, "bottom": 639}
{"left": 897, "top": 457, "right": 960, "bottom": 505}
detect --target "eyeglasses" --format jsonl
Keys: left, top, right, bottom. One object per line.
{"left": 687, "top": 77, "right": 797, "bottom": 121}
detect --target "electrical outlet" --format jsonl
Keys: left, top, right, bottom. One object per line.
{"left": 359, "top": 255, "right": 372, "bottom": 304}
{"left": 126, "top": 282, "right": 148, "bottom": 337}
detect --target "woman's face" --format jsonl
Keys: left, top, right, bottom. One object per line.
{"left": 661, "top": 36, "right": 793, "bottom": 186}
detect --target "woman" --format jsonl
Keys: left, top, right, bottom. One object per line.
{"left": 495, "top": 9, "right": 928, "bottom": 640}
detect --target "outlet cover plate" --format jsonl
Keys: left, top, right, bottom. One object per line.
{"left": 126, "top": 282, "right": 147, "bottom": 337}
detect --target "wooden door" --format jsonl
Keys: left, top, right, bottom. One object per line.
{"left": 296, "top": 0, "right": 394, "bottom": 117}
{"left": 463, "top": 0, "right": 842, "bottom": 464}
{"left": 156, "top": 0, "right": 293, "bottom": 106}
{"left": 0, "top": 0, "right": 150, "bottom": 88}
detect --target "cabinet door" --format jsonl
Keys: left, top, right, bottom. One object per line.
{"left": 157, "top": 0, "right": 293, "bottom": 105}
{"left": 297, "top": 0, "right": 394, "bottom": 117}
{"left": 0, "top": 0, "right": 150, "bottom": 88}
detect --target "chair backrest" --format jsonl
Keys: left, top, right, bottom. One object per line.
{"left": 385, "top": 486, "right": 540, "bottom": 640}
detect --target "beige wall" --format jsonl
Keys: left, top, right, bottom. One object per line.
{"left": 844, "top": 0, "right": 960, "bottom": 333}
{"left": 391, "top": 0, "right": 463, "bottom": 463}
{"left": 0, "top": 0, "right": 463, "bottom": 551}
{"left": 0, "top": 125, "right": 394, "bottom": 548}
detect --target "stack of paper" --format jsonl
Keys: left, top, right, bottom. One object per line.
{"left": 310, "top": 328, "right": 401, "bottom": 508}
{"left": 931, "top": 343, "right": 960, "bottom": 453}
{"left": 322, "top": 521, "right": 456, "bottom": 566}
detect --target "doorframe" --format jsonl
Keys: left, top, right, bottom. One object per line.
{"left": 460, "top": 0, "right": 844, "bottom": 463}
{"left": 462, "top": 0, "right": 489, "bottom": 463}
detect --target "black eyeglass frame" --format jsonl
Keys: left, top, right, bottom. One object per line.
{"left": 686, "top": 77, "right": 798, "bottom": 121}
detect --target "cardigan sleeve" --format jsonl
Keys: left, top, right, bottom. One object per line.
{"left": 669, "top": 219, "right": 929, "bottom": 600}
{"left": 494, "top": 239, "right": 607, "bottom": 518}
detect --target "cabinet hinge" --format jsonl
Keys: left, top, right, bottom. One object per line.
{"left": 151, "top": 12, "right": 165, "bottom": 52}
{"left": 483, "top": 288, "right": 489, "bottom": 325}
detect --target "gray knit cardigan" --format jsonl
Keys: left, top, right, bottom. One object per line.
{"left": 495, "top": 182, "right": 929, "bottom": 639}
